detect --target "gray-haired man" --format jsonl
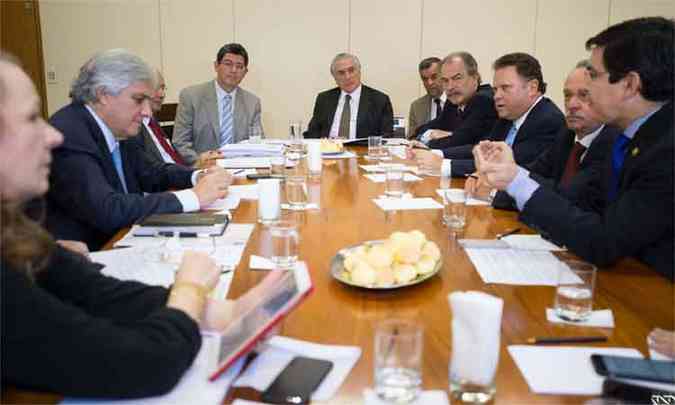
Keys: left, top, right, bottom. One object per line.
{"left": 304, "top": 53, "right": 394, "bottom": 139}
{"left": 46, "top": 49, "right": 231, "bottom": 250}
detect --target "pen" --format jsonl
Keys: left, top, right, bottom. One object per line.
{"left": 496, "top": 227, "right": 521, "bottom": 239}
{"left": 157, "top": 231, "right": 198, "bottom": 238}
{"left": 527, "top": 336, "right": 608, "bottom": 345}
{"left": 465, "top": 174, "right": 479, "bottom": 180}
{"left": 231, "top": 169, "right": 245, "bottom": 175}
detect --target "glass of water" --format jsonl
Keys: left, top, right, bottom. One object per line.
{"left": 443, "top": 189, "right": 466, "bottom": 229}
{"left": 269, "top": 220, "right": 299, "bottom": 269}
{"left": 288, "top": 120, "right": 305, "bottom": 155}
{"left": 385, "top": 164, "right": 405, "bottom": 198}
{"left": 248, "top": 124, "right": 262, "bottom": 143}
{"left": 374, "top": 319, "right": 423, "bottom": 403}
{"left": 368, "top": 136, "right": 383, "bottom": 160}
{"left": 554, "top": 260, "right": 597, "bottom": 322}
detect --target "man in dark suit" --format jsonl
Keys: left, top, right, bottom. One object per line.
{"left": 304, "top": 53, "right": 393, "bottom": 139}
{"left": 412, "top": 51, "right": 497, "bottom": 148}
{"left": 46, "top": 49, "right": 231, "bottom": 250}
{"left": 411, "top": 52, "right": 564, "bottom": 177}
{"left": 475, "top": 17, "right": 674, "bottom": 280}
{"left": 480, "top": 60, "right": 620, "bottom": 210}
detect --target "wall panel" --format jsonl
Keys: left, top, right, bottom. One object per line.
{"left": 421, "top": 0, "right": 537, "bottom": 89}
{"left": 159, "top": 0, "right": 234, "bottom": 104}
{"left": 351, "top": 0, "right": 422, "bottom": 118}
{"left": 610, "top": 0, "right": 675, "bottom": 24}
{"left": 235, "top": 0, "right": 348, "bottom": 137}
{"left": 535, "top": 0, "right": 610, "bottom": 110}
{"left": 40, "top": 0, "right": 160, "bottom": 114}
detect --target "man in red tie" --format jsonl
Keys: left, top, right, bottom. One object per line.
{"left": 140, "top": 69, "right": 221, "bottom": 168}
{"left": 468, "top": 60, "right": 620, "bottom": 209}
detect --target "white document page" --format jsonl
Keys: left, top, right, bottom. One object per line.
{"left": 232, "top": 336, "right": 361, "bottom": 401}
{"left": 372, "top": 197, "right": 443, "bottom": 211}
{"left": 502, "top": 234, "right": 565, "bottom": 251}
{"left": 464, "top": 248, "right": 566, "bottom": 285}
{"left": 60, "top": 338, "right": 247, "bottom": 405}
{"left": 507, "top": 345, "right": 643, "bottom": 395}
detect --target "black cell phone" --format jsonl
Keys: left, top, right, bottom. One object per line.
{"left": 591, "top": 354, "right": 675, "bottom": 383}
{"left": 602, "top": 378, "right": 674, "bottom": 402}
{"left": 260, "top": 356, "right": 333, "bottom": 404}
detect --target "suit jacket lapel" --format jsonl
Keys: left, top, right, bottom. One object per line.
{"left": 79, "top": 105, "right": 126, "bottom": 193}
{"left": 206, "top": 81, "right": 220, "bottom": 145}
{"left": 356, "top": 86, "right": 370, "bottom": 138}
{"left": 233, "top": 90, "right": 248, "bottom": 143}
{"left": 513, "top": 98, "right": 548, "bottom": 144}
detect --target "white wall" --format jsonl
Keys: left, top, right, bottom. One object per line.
{"left": 40, "top": 0, "right": 675, "bottom": 137}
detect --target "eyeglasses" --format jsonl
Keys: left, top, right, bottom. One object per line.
{"left": 220, "top": 60, "right": 246, "bottom": 71}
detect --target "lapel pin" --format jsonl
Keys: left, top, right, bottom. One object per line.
{"left": 631, "top": 147, "right": 639, "bottom": 157}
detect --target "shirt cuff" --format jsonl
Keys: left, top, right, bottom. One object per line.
{"left": 431, "top": 149, "right": 444, "bottom": 158}
{"left": 174, "top": 190, "right": 200, "bottom": 212}
{"left": 191, "top": 170, "right": 204, "bottom": 186}
{"left": 505, "top": 166, "right": 539, "bottom": 211}
{"left": 419, "top": 130, "right": 433, "bottom": 144}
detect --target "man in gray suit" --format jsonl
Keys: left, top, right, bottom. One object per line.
{"left": 407, "top": 57, "right": 446, "bottom": 139}
{"left": 173, "top": 43, "right": 263, "bottom": 165}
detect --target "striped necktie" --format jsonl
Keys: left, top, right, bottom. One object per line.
{"left": 220, "top": 94, "right": 233, "bottom": 146}
{"left": 111, "top": 144, "right": 128, "bottom": 193}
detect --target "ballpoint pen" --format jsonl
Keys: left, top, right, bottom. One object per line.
{"left": 496, "top": 227, "right": 521, "bottom": 239}
{"left": 465, "top": 174, "right": 479, "bottom": 180}
{"left": 527, "top": 336, "right": 607, "bottom": 344}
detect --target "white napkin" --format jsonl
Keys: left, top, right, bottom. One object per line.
{"left": 448, "top": 291, "right": 503, "bottom": 386}
{"left": 281, "top": 203, "right": 319, "bottom": 210}
{"left": 363, "top": 389, "right": 449, "bottom": 405}
{"left": 372, "top": 197, "right": 443, "bottom": 211}
{"left": 364, "top": 173, "right": 423, "bottom": 183}
{"left": 546, "top": 308, "right": 615, "bottom": 328}
{"left": 232, "top": 336, "right": 361, "bottom": 401}
{"left": 436, "top": 189, "right": 490, "bottom": 206}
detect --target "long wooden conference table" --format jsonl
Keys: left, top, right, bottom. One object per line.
{"left": 3, "top": 146, "right": 673, "bottom": 404}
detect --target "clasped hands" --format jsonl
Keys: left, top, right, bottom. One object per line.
{"left": 465, "top": 141, "right": 519, "bottom": 198}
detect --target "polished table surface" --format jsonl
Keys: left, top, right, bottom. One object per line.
{"left": 3, "top": 146, "right": 673, "bottom": 404}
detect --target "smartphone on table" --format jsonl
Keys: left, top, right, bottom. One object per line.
{"left": 260, "top": 356, "right": 333, "bottom": 404}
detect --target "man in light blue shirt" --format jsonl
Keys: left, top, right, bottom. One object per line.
{"left": 473, "top": 17, "right": 674, "bottom": 280}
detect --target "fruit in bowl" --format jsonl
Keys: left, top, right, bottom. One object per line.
{"left": 340, "top": 230, "right": 441, "bottom": 288}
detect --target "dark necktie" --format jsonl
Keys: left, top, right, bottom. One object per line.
{"left": 608, "top": 134, "right": 630, "bottom": 201}
{"left": 337, "top": 94, "right": 351, "bottom": 139}
{"left": 560, "top": 141, "right": 587, "bottom": 187}
{"left": 148, "top": 118, "right": 186, "bottom": 166}
{"left": 433, "top": 98, "right": 442, "bottom": 119}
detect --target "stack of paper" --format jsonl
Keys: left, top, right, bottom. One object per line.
{"left": 219, "top": 143, "right": 284, "bottom": 158}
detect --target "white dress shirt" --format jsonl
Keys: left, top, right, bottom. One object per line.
{"left": 142, "top": 117, "right": 175, "bottom": 164}
{"left": 429, "top": 91, "right": 447, "bottom": 121}
{"left": 329, "top": 85, "right": 362, "bottom": 139}
{"left": 84, "top": 105, "right": 200, "bottom": 212}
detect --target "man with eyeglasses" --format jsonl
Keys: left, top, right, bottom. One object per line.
{"left": 304, "top": 53, "right": 393, "bottom": 139}
{"left": 473, "top": 17, "right": 674, "bottom": 280}
{"left": 173, "top": 43, "right": 264, "bottom": 165}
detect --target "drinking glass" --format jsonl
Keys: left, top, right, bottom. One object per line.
{"left": 288, "top": 120, "right": 305, "bottom": 155}
{"left": 443, "top": 189, "right": 466, "bottom": 229}
{"left": 554, "top": 260, "right": 597, "bottom": 322}
{"left": 368, "top": 136, "right": 383, "bottom": 160}
{"left": 269, "top": 155, "right": 285, "bottom": 177}
{"left": 285, "top": 155, "right": 308, "bottom": 209}
{"left": 269, "top": 220, "right": 299, "bottom": 269}
{"left": 374, "top": 319, "right": 423, "bottom": 403}
{"left": 306, "top": 142, "right": 322, "bottom": 176}
{"left": 248, "top": 124, "right": 262, "bottom": 143}
{"left": 385, "top": 164, "right": 405, "bottom": 198}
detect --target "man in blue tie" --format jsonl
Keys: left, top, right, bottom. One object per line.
{"left": 410, "top": 52, "right": 564, "bottom": 177}
{"left": 173, "top": 43, "right": 264, "bottom": 166}
{"left": 474, "top": 17, "right": 674, "bottom": 280}
{"left": 46, "top": 49, "right": 232, "bottom": 250}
